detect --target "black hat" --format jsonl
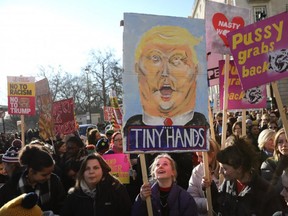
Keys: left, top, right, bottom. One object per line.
{"left": 11, "top": 139, "right": 22, "bottom": 149}
{"left": 96, "top": 138, "right": 109, "bottom": 153}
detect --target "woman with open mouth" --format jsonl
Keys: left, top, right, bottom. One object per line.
{"left": 132, "top": 153, "right": 198, "bottom": 216}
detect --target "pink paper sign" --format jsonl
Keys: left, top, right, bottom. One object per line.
{"left": 102, "top": 153, "right": 130, "bottom": 184}
{"left": 227, "top": 12, "right": 288, "bottom": 90}
{"left": 206, "top": 1, "right": 251, "bottom": 54}
{"left": 207, "top": 53, "right": 222, "bottom": 86}
{"left": 219, "top": 60, "right": 267, "bottom": 110}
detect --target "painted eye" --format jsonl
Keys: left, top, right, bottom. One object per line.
{"left": 169, "top": 55, "right": 187, "bottom": 66}
{"left": 150, "top": 55, "right": 161, "bottom": 63}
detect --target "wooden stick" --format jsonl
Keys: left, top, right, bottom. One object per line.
{"left": 242, "top": 109, "right": 247, "bottom": 136}
{"left": 139, "top": 154, "right": 153, "bottom": 216}
{"left": 221, "top": 54, "right": 230, "bottom": 149}
{"left": 203, "top": 151, "right": 213, "bottom": 216}
{"left": 271, "top": 82, "right": 288, "bottom": 139}
{"left": 21, "top": 115, "right": 25, "bottom": 147}
{"left": 208, "top": 102, "right": 216, "bottom": 141}
{"left": 205, "top": 101, "right": 214, "bottom": 216}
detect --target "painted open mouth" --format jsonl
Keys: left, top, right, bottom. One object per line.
{"left": 160, "top": 85, "right": 173, "bottom": 100}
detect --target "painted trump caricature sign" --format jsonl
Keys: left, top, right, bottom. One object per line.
{"left": 123, "top": 13, "right": 209, "bottom": 153}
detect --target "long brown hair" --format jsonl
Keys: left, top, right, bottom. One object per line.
{"left": 75, "top": 153, "right": 111, "bottom": 188}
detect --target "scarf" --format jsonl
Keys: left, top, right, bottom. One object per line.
{"left": 80, "top": 180, "right": 97, "bottom": 198}
{"left": 18, "top": 171, "right": 51, "bottom": 206}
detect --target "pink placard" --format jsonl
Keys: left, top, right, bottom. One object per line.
{"left": 205, "top": 1, "right": 251, "bottom": 54}
{"left": 207, "top": 53, "right": 222, "bottom": 86}
{"left": 227, "top": 12, "right": 288, "bottom": 90}
{"left": 219, "top": 60, "right": 266, "bottom": 110}
{"left": 102, "top": 153, "right": 130, "bottom": 184}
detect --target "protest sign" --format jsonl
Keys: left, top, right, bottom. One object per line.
{"left": 205, "top": 1, "right": 251, "bottom": 54}
{"left": 219, "top": 60, "right": 267, "bottom": 110}
{"left": 123, "top": 13, "right": 209, "bottom": 153}
{"left": 207, "top": 53, "right": 222, "bottom": 86}
{"left": 36, "top": 78, "right": 55, "bottom": 140}
{"left": 102, "top": 153, "right": 130, "bottom": 184}
{"left": 7, "top": 76, "right": 36, "bottom": 115}
{"left": 52, "top": 98, "right": 76, "bottom": 135}
{"left": 103, "top": 106, "right": 114, "bottom": 122}
{"left": 227, "top": 12, "right": 288, "bottom": 90}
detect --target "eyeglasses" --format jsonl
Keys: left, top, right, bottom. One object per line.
{"left": 269, "top": 126, "right": 278, "bottom": 129}
{"left": 114, "top": 138, "right": 123, "bottom": 142}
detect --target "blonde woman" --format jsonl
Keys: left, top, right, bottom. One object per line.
{"left": 187, "top": 139, "right": 220, "bottom": 216}
{"left": 261, "top": 128, "right": 288, "bottom": 193}
{"left": 132, "top": 154, "right": 198, "bottom": 216}
{"left": 258, "top": 129, "right": 276, "bottom": 163}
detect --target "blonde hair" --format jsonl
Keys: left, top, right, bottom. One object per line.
{"left": 150, "top": 154, "right": 177, "bottom": 182}
{"left": 258, "top": 129, "right": 276, "bottom": 150}
{"left": 274, "top": 128, "right": 286, "bottom": 160}
{"left": 208, "top": 139, "right": 221, "bottom": 179}
{"left": 135, "top": 25, "right": 201, "bottom": 67}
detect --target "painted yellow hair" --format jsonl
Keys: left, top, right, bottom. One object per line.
{"left": 135, "top": 25, "right": 201, "bottom": 66}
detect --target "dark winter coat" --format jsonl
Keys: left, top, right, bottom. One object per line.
{"left": 61, "top": 174, "right": 132, "bottom": 216}
{"left": 0, "top": 170, "right": 66, "bottom": 214}
{"left": 261, "top": 156, "right": 288, "bottom": 193}
{"left": 131, "top": 182, "right": 198, "bottom": 216}
{"left": 213, "top": 173, "right": 282, "bottom": 216}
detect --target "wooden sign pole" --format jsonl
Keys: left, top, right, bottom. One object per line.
{"left": 21, "top": 115, "right": 25, "bottom": 147}
{"left": 140, "top": 154, "right": 153, "bottom": 216}
{"left": 221, "top": 54, "right": 230, "bottom": 149}
{"left": 271, "top": 82, "right": 288, "bottom": 138}
{"left": 204, "top": 102, "right": 215, "bottom": 216}
{"left": 242, "top": 109, "right": 247, "bottom": 136}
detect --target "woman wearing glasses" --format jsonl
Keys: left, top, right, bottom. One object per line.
{"left": 104, "top": 132, "right": 123, "bottom": 154}
{"left": 261, "top": 128, "right": 288, "bottom": 193}
{"left": 268, "top": 121, "right": 279, "bottom": 132}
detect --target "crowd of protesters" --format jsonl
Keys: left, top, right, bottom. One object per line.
{"left": 0, "top": 107, "right": 288, "bottom": 215}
